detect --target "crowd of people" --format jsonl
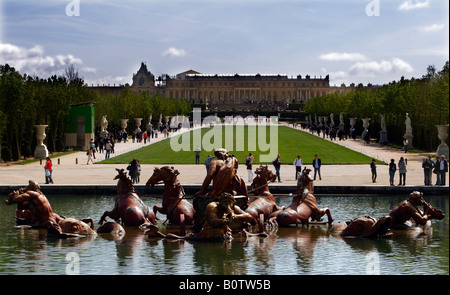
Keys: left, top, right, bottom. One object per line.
{"left": 422, "top": 155, "right": 448, "bottom": 186}
{"left": 43, "top": 119, "right": 448, "bottom": 188}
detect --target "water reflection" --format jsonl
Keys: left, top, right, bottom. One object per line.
{"left": 0, "top": 194, "right": 448, "bottom": 275}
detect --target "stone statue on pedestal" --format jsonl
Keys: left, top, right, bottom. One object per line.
{"left": 403, "top": 113, "right": 413, "bottom": 149}
{"left": 379, "top": 114, "right": 388, "bottom": 144}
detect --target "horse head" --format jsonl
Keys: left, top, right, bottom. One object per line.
{"left": 251, "top": 165, "right": 276, "bottom": 194}
{"left": 260, "top": 165, "right": 277, "bottom": 183}
{"left": 424, "top": 202, "right": 445, "bottom": 220}
{"left": 146, "top": 166, "right": 180, "bottom": 188}
{"left": 114, "top": 168, "right": 134, "bottom": 194}
{"left": 5, "top": 190, "right": 20, "bottom": 205}
{"left": 297, "top": 168, "right": 314, "bottom": 195}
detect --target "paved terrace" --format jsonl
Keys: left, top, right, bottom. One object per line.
{"left": 0, "top": 123, "right": 448, "bottom": 196}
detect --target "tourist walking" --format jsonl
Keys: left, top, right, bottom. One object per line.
{"left": 246, "top": 153, "right": 255, "bottom": 182}
{"left": 312, "top": 154, "right": 322, "bottom": 180}
{"left": 438, "top": 155, "right": 448, "bottom": 185}
{"left": 293, "top": 155, "right": 303, "bottom": 180}
{"left": 402, "top": 138, "right": 409, "bottom": 153}
{"left": 388, "top": 158, "right": 396, "bottom": 186}
{"left": 273, "top": 154, "right": 282, "bottom": 182}
{"left": 44, "top": 157, "right": 54, "bottom": 184}
{"left": 398, "top": 157, "right": 407, "bottom": 186}
{"left": 370, "top": 159, "right": 377, "bottom": 183}
{"left": 422, "top": 156, "right": 434, "bottom": 185}
{"left": 86, "top": 148, "right": 95, "bottom": 165}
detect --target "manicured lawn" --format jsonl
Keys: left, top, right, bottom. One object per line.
{"left": 99, "top": 126, "right": 379, "bottom": 165}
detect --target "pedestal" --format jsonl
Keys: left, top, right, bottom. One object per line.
{"left": 379, "top": 131, "right": 388, "bottom": 144}
{"left": 436, "top": 124, "right": 449, "bottom": 158}
{"left": 134, "top": 118, "right": 142, "bottom": 134}
{"left": 120, "top": 119, "right": 128, "bottom": 132}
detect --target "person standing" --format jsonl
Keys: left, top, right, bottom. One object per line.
{"left": 44, "top": 157, "right": 54, "bottom": 184}
{"left": 246, "top": 153, "right": 255, "bottom": 182}
{"left": 388, "top": 158, "right": 396, "bottom": 186}
{"left": 312, "top": 154, "right": 322, "bottom": 180}
{"left": 398, "top": 157, "right": 407, "bottom": 186}
{"left": 433, "top": 156, "right": 441, "bottom": 185}
{"left": 105, "top": 140, "right": 112, "bottom": 160}
{"left": 370, "top": 159, "right": 377, "bottom": 183}
{"left": 143, "top": 132, "right": 148, "bottom": 144}
{"left": 293, "top": 155, "right": 303, "bottom": 180}
{"left": 194, "top": 146, "right": 201, "bottom": 164}
{"left": 273, "top": 154, "right": 282, "bottom": 183}
{"left": 422, "top": 156, "right": 433, "bottom": 185}
{"left": 439, "top": 155, "right": 448, "bottom": 185}
{"left": 127, "top": 159, "right": 141, "bottom": 184}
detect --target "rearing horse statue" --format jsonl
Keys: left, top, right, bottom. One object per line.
{"left": 99, "top": 169, "right": 156, "bottom": 227}
{"left": 245, "top": 165, "right": 284, "bottom": 232}
{"left": 269, "top": 168, "right": 333, "bottom": 227}
{"left": 146, "top": 166, "right": 194, "bottom": 233}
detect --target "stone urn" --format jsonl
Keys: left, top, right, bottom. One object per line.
{"left": 120, "top": 119, "right": 128, "bottom": 132}
{"left": 134, "top": 118, "right": 142, "bottom": 133}
{"left": 436, "top": 124, "right": 449, "bottom": 158}
{"left": 362, "top": 118, "right": 371, "bottom": 131}
{"left": 34, "top": 125, "right": 49, "bottom": 159}
{"left": 349, "top": 118, "right": 357, "bottom": 130}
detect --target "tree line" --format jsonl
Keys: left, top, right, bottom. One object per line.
{"left": 304, "top": 61, "right": 449, "bottom": 152}
{"left": 0, "top": 64, "right": 191, "bottom": 161}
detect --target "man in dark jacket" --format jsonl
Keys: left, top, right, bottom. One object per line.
{"left": 439, "top": 155, "right": 448, "bottom": 185}
{"left": 312, "top": 154, "right": 322, "bottom": 180}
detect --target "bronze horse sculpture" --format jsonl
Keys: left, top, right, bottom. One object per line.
{"left": 146, "top": 166, "right": 194, "bottom": 234}
{"left": 99, "top": 169, "right": 156, "bottom": 227}
{"left": 145, "top": 192, "right": 261, "bottom": 240}
{"left": 192, "top": 148, "right": 248, "bottom": 233}
{"left": 245, "top": 165, "right": 284, "bottom": 232}
{"left": 47, "top": 217, "right": 97, "bottom": 238}
{"left": 388, "top": 191, "right": 445, "bottom": 230}
{"left": 268, "top": 168, "right": 333, "bottom": 227}
{"left": 330, "top": 215, "right": 392, "bottom": 238}
{"left": 5, "top": 180, "right": 65, "bottom": 228}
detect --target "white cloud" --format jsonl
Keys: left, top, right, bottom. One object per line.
{"left": 319, "top": 52, "right": 367, "bottom": 62}
{"left": 0, "top": 42, "right": 85, "bottom": 78}
{"left": 349, "top": 58, "right": 414, "bottom": 76}
{"left": 419, "top": 23, "right": 445, "bottom": 32}
{"left": 85, "top": 75, "right": 130, "bottom": 87}
{"left": 398, "top": 0, "right": 430, "bottom": 11}
{"left": 162, "top": 47, "right": 187, "bottom": 58}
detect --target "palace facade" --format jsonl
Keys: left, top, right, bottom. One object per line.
{"left": 90, "top": 62, "right": 356, "bottom": 110}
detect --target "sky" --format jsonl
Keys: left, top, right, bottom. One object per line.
{"left": 0, "top": 0, "right": 448, "bottom": 87}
